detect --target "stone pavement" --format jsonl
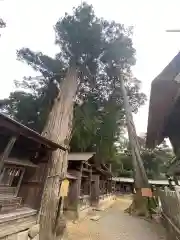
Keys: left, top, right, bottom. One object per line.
{"left": 66, "top": 197, "right": 166, "bottom": 240}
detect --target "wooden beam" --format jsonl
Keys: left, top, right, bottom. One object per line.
{"left": 0, "top": 136, "right": 17, "bottom": 173}
{"left": 15, "top": 167, "right": 25, "bottom": 197}
{"left": 75, "top": 167, "right": 92, "bottom": 172}
{"left": 82, "top": 168, "right": 92, "bottom": 172}
{"left": 82, "top": 175, "right": 89, "bottom": 178}
{"left": 0, "top": 116, "right": 65, "bottom": 151}
{"left": 89, "top": 167, "right": 92, "bottom": 197}
{"left": 83, "top": 162, "right": 91, "bottom": 167}
{"left": 80, "top": 161, "right": 83, "bottom": 174}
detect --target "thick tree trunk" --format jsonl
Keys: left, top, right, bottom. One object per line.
{"left": 119, "top": 74, "right": 150, "bottom": 217}
{"left": 39, "top": 66, "right": 78, "bottom": 240}
{"left": 125, "top": 189, "right": 150, "bottom": 217}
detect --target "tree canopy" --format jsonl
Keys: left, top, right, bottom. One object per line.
{"left": 0, "top": 2, "right": 147, "bottom": 163}
{"left": 0, "top": 18, "right": 5, "bottom": 37}
{"left": 112, "top": 138, "right": 174, "bottom": 179}
{"left": 0, "top": 18, "right": 5, "bottom": 28}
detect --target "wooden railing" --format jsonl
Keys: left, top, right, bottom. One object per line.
{"left": 79, "top": 195, "right": 90, "bottom": 210}
{"left": 159, "top": 187, "right": 180, "bottom": 229}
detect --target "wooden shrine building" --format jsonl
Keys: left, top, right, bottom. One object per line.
{"left": 0, "top": 113, "right": 65, "bottom": 239}
{"left": 0, "top": 113, "right": 116, "bottom": 238}
{"left": 64, "top": 153, "right": 115, "bottom": 220}
{"left": 113, "top": 177, "right": 171, "bottom": 193}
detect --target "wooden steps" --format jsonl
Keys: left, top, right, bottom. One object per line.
{"left": 0, "top": 207, "right": 37, "bottom": 223}
{"left": 0, "top": 195, "right": 22, "bottom": 213}
{"left": 0, "top": 207, "right": 37, "bottom": 238}
{"left": 0, "top": 186, "right": 16, "bottom": 195}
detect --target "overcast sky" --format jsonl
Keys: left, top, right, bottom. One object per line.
{"left": 1, "top": 0, "right": 180, "bottom": 135}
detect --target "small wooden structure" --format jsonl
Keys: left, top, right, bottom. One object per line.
{"left": 113, "top": 177, "right": 134, "bottom": 194}
{"left": 0, "top": 113, "right": 115, "bottom": 237}
{"left": 113, "top": 177, "right": 171, "bottom": 193}
{"left": 64, "top": 153, "right": 115, "bottom": 219}
{"left": 0, "top": 113, "right": 65, "bottom": 239}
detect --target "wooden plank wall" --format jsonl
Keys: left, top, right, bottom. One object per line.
{"left": 18, "top": 162, "right": 48, "bottom": 210}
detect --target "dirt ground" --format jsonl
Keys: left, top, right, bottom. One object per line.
{"left": 65, "top": 195, "right": 166, "bottom": 240}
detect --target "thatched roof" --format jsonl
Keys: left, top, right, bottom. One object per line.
{"left": 146, "top": 52, "right": 180, "bottom": 149}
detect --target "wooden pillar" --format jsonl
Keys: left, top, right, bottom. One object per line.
{"left": 103, "top": 180, "right": 106, "bottom": 194}
{"left": 91, "top": 174, "right": 100, "bottom": 206}
{"left": 67, "top": 169, "right": 82, "bottom": 219}
{"left": 64, "top": 179, "right": 79, "bottom": 221}
{"left": 100, "top": 179, "right": 103, "bottom": 195}
{"left": 174, "top": 175, "right": 179, "bottom": 186}
{"left": 109, "top": 179, "right": 113, "bottom": 193}
{"left": 107, "top": 180, "right": 109, "bottom": 193}
{"left": 70, "top": 170, "right": 82, "bottom": 200}
{"left": 0, "top": 136, "right": 17, "bottom": 173}
{"left": 105, "top": 179, "right": 108, "bottom": 194}
{"left": 169, "top": 135, "right": 180, "bottom": 157}
{"left": 89, "top": 166, "right": 92, "bottom": 197}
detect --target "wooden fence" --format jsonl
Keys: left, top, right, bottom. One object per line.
{"left": 159, "top": 186, "right": 180, "bottom": 236}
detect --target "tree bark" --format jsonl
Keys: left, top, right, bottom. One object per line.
{"left": 124, "top": 189, "right": 150, "bottom": 217}
{"left": 119, "top": 74, "right": 150, "bottom": 217}
{"left": 39, "top": 66, "right": 78, "bottom": 240}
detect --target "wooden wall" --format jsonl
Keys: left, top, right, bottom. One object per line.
{"left": 18, "top": 162, "right": 48, "bottom": 210}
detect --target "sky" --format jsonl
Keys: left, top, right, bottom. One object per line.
{"left": 1, "top": 0, "right": 180, "bottom": 135}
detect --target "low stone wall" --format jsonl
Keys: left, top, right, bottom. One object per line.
{"left": 98, "top": 194, "right": 116, "bottom": 210}
{"left": 77, "top": 195, "right": 92, "bottom": 220}
{"left": 65, "top": 194, "right": 116, "bottom": 222}
{"left": 65, "top": 204, "right": 92, "bottom": 221}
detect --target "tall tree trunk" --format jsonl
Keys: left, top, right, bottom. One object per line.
{"left": 39, "top": 66, "right": 78, "bottom": 240}
{"left": 120, "top": 74, "right": 150, "bottom": 217}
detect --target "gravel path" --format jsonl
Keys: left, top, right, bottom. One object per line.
{"left": 66, "top": 198, "right": 166, "bottom": 240}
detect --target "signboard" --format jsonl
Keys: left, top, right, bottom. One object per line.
{"left": 59, "top": 179, "right": 69, "bottom": 197}
{"left": 141, "top": 188, "right": 153, "bottom": 197}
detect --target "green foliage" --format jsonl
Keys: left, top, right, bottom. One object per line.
{"left": 0, "top": 2, "right": 146, "bottom": 164}
{"left": 0, "top": 18, "right": 5, "bottom": 37}
{"left": 0, "top": 18, "right": 5, "bottom": 29}
{"left": 0, "top": 76, "right": 59, "bottom": 132}
{"left": 142, "top": 141, "right": 174, "bottom": 179}
{"left": 111, "top": 152, "right": 133, "bottom": 177}
{"left": 71, "top": 92, "right": 126, "bottom": 162}
{"left": 113, "top": 139, "right": 174, "bottom": 179}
